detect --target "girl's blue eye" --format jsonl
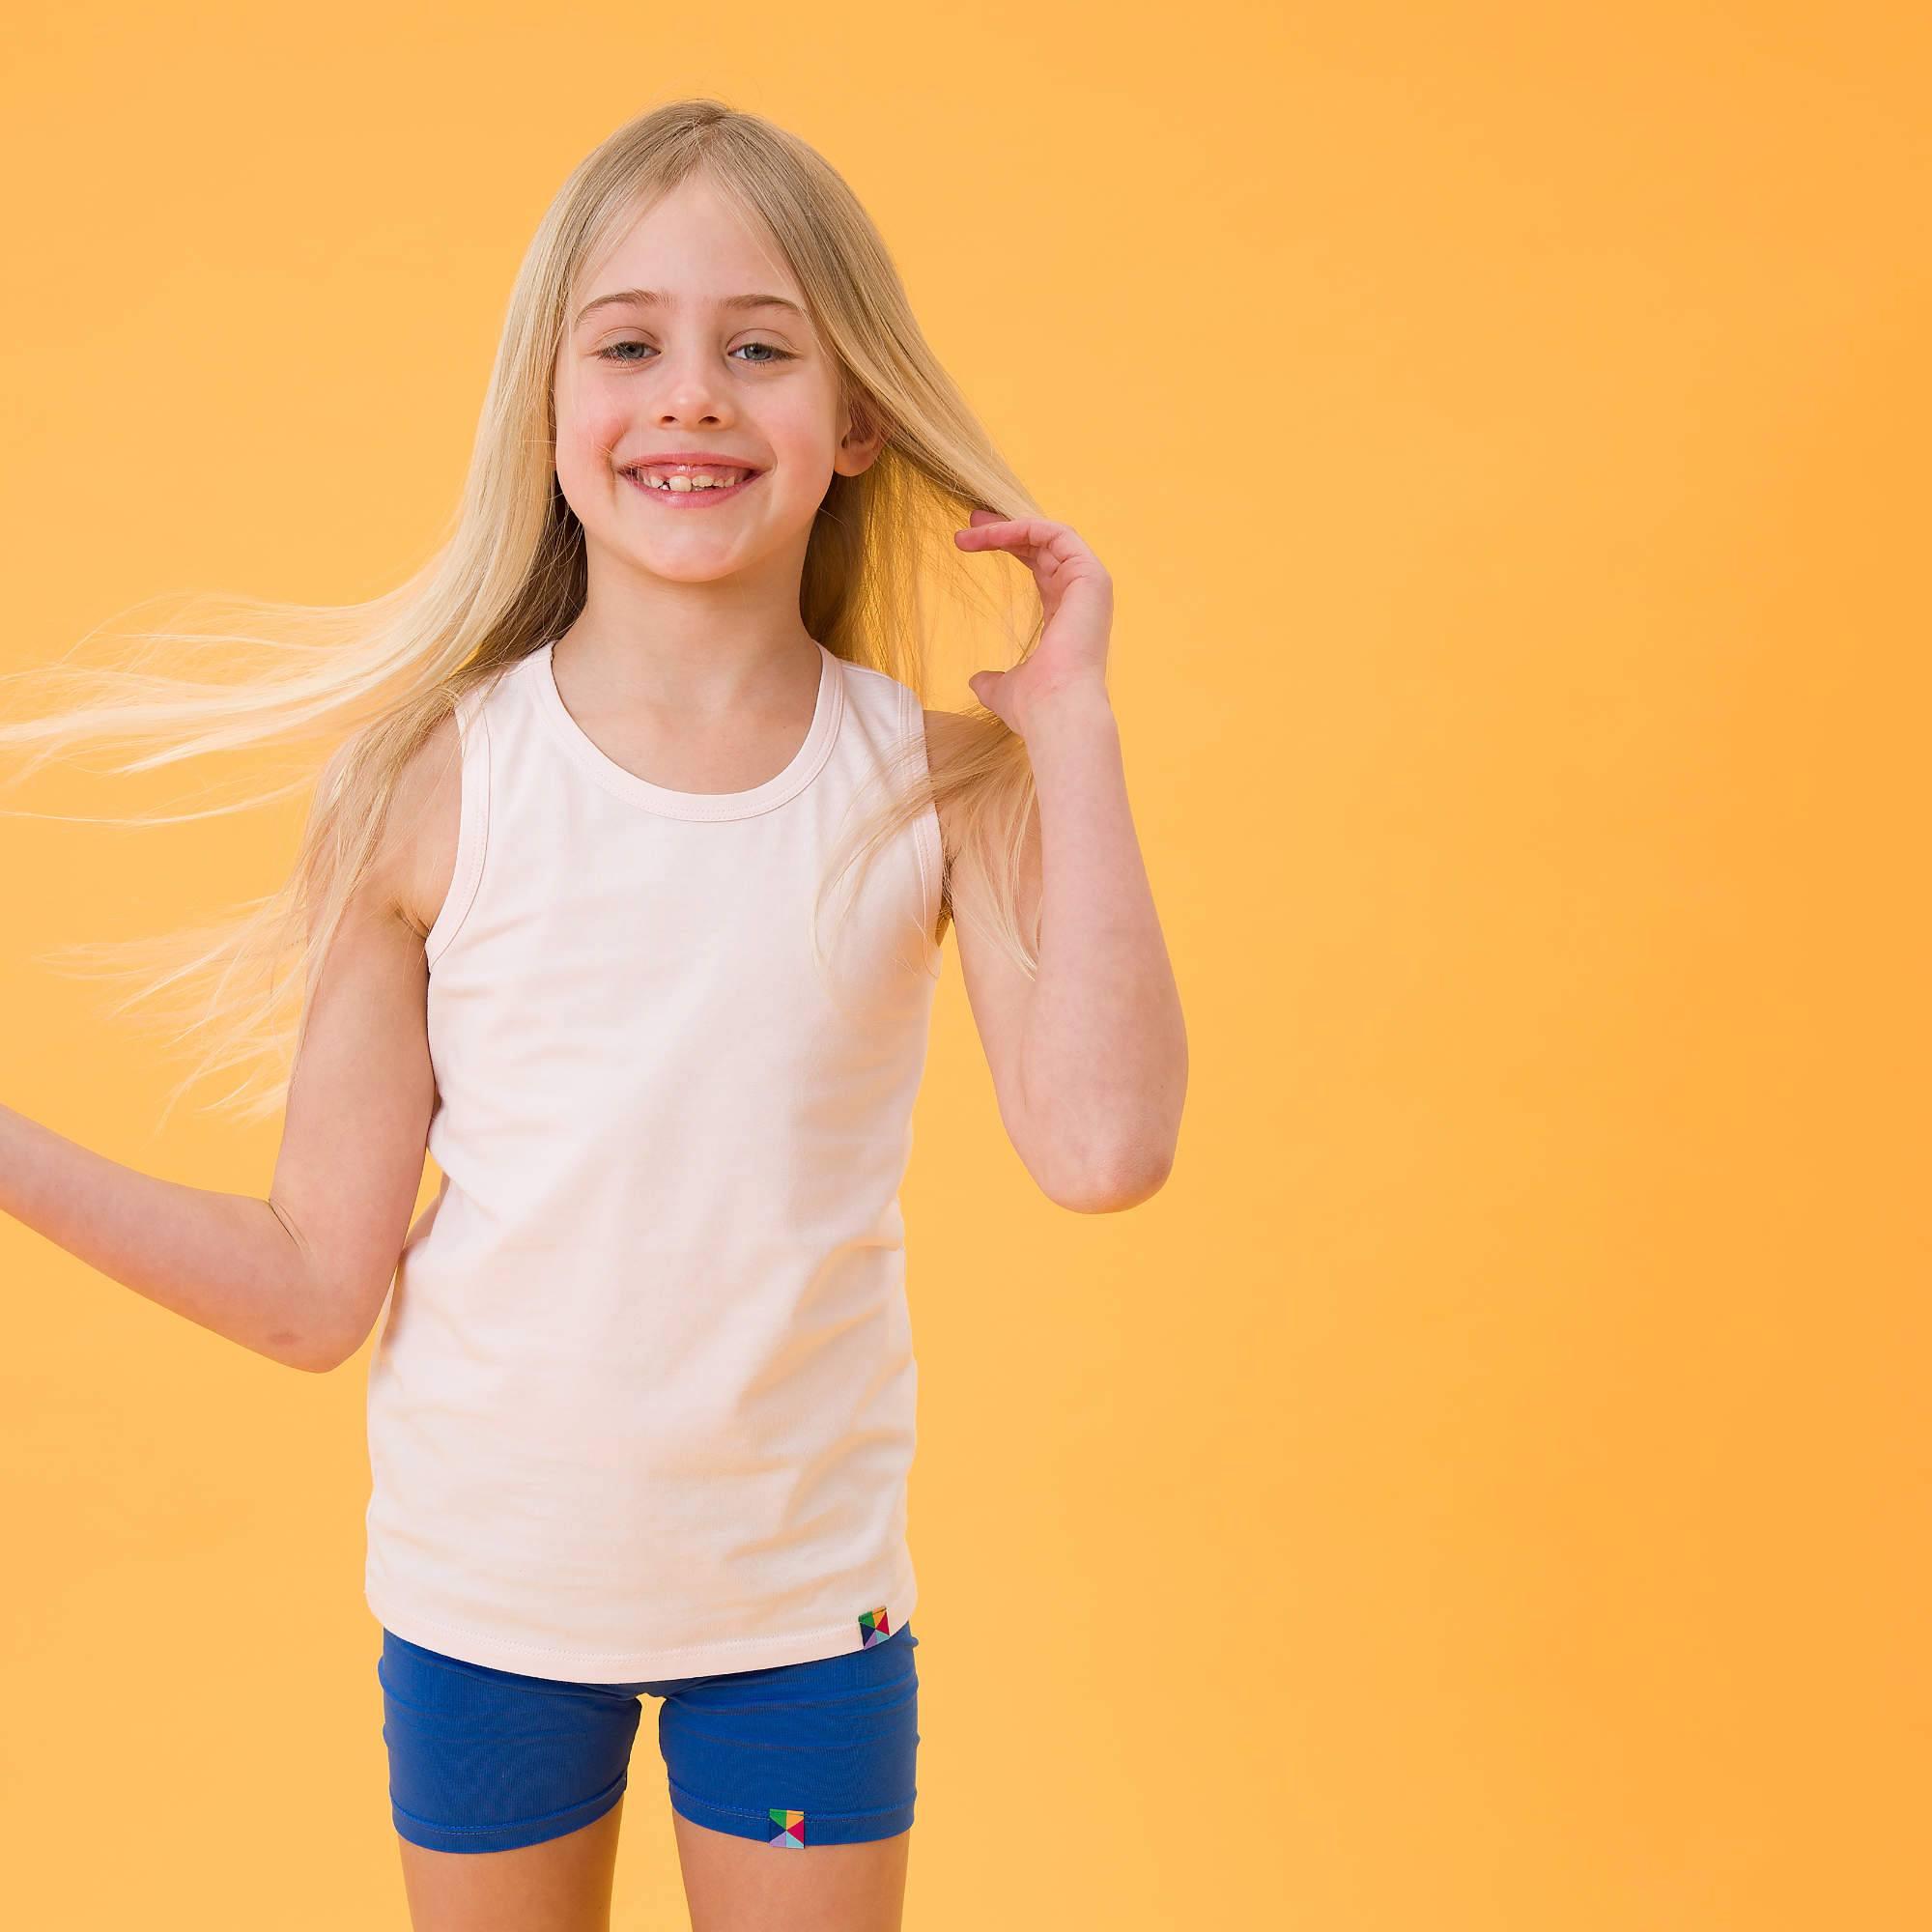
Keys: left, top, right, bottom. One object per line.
{"left": 596, "top": 341, "right": 796, "bottom": 366}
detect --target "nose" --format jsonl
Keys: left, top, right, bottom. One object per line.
{"left": 650, "top": 340, "right": 733, "bottom": 428}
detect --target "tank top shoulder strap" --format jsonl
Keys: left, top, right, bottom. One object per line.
{"left": 423, "top": 652, "right": 527, "bottom": 972}
{"left": 837, "top": 659, "right": 945, "bottom": 956}
{"left": 895, "top": 678, "right": 945, "bottom": 951}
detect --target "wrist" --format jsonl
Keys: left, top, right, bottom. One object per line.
{"left": 1015, "top": 676, "right": 1115, "bottom": 747}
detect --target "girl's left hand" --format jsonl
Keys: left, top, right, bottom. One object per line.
{"left": 955, "top": 509, "right": 1114, "bottom": 739}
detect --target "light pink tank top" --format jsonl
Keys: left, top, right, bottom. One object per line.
{"left": 362, "top": 638, "right": 944, "bottom": 1682}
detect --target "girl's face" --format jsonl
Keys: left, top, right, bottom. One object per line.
{"left": 553, "top": 173, "right": 880, "bottom": 588}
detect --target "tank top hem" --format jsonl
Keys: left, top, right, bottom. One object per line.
{"left": 363, "top": 1571, "right": 920, "bottom": 1685}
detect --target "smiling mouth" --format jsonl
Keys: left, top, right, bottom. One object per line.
{"left": 620, "top": 462, "right": 763, "bottom": 503}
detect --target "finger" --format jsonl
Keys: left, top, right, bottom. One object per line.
{"left": 956, "top": 515, "right": 1065, "bottom": 546}
{"left": 953, "top": 525, "right": 1053, "bottom": 566}
{"left": 958, "top": 524, "right": 1086, "bottom": 571}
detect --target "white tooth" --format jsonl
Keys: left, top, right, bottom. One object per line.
{"left": 633, "top": 466, "right": 747, "bottom": 491}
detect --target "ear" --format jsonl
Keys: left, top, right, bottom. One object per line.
{"left": 832, "top": 385, "right": 890, "bottom": 479}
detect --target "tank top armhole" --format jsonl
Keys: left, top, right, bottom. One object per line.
{"left": 423, "top": 687, "right": 493, "bottom": 972}
{"left": 900, "top": 681, "right": 945, "bottom": 961}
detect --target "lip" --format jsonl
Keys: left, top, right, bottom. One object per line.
{"left": 619, "top": 465, "right": 765, "bottom": 509}
{"left": 623, "top": 451, "right": 764, "bottom": 471}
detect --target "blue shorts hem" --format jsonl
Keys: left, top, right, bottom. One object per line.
{"left": 667, "top": 1776, "right": 915, "bottom": 1846}
{"left": 391, "top": 1770, "right": 630, "bottom": 1855}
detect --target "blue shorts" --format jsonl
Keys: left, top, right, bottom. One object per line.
{"left": 376, "top": 1621, "right": 920, "bottom": 1855}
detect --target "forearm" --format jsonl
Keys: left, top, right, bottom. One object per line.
{"left": 1019, "top": 689, "right": 1188, "bottom": 1199}
{"left": 0, "top": 1100, "right": 334, "bottom": 1371}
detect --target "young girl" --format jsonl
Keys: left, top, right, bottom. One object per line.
{"left": 0, "top": 99, "right": 1186, "bottom": 1932}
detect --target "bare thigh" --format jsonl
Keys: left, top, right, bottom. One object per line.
{"left": 395, "top": 1793, "right": 626, "bottom": 1932}
{"left": 670, "top": 1809, "right": 911, "bottom": 1932}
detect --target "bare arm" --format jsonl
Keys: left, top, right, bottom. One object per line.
{"left": 933, "top": 694, "right": 1187, "bottom": 1213}
{"left": 1, "top": 720, "right": 455, "bottom": 1372}
{"left": 0, "top": 1106, "right": 346, "bottom": 1371}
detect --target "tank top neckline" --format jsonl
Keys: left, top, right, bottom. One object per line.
{"left": 525, "top": 636, "right": 845, "bottom": 822}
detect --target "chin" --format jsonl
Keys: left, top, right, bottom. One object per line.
{"left": 622, "top": 546, "right": 752, "bottom": 583}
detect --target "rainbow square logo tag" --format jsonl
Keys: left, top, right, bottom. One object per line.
{"left": 858, "top": 1606, "right": 892, "bottom": 1646}
{"left": 769, "top": 1808, "right": 807, "bottom": 1848}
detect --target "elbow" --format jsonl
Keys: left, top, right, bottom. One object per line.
{"left": 301, "top": 1315, "right": 375, "bottom": 1376}
{"left": 1029, "top": 1063, "right": 1187, "bottom": 1214}
{"left": 1041, "top": 1143, "right": 1176, "bottom": 1214}
{"left": 1014, "top": 1082, "right": 1186, "bottom": 1213}
{"left": 283, "top": 1332, "right": 350, "bottom": 1375}
{"left": 287, "top": 1304, "right": 375, "bottom": 1376}
{"left": 297, "top": 1267, "right": 394, "bottom": 1374}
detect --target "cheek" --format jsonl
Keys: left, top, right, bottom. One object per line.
{"left": 557, "top": 409, "right": 630, "bottom": 476}
{"left": 550, "top": 413, "right": 631, "bottom": 534}
{"left": 552, "top": 374, "right": 630, "bottom": 473}
{"left": 759, "top": 409, "right": 840, "bottom": 492}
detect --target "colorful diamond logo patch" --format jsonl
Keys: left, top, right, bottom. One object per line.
{"left": 769, "top": 1807, "right": 807, "bottom": 1848}
{"left": 858, "top": 1606, "right": 892, "bottom": 1646}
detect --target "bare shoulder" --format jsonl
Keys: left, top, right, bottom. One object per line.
{"left": 375, "top": 708, "right": 464, "bottom": 945}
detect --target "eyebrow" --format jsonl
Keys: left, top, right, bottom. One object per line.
{"left": 573, "top": 288, "right": 810, "bottom": 327}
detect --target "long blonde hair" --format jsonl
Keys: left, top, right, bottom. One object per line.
{"left": 0, "top": 98, "right": 1047, "bottom": 1126}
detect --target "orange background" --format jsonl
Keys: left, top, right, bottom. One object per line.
{"left": 2, "top": 4, "right": 1926, "bottom": 1926}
